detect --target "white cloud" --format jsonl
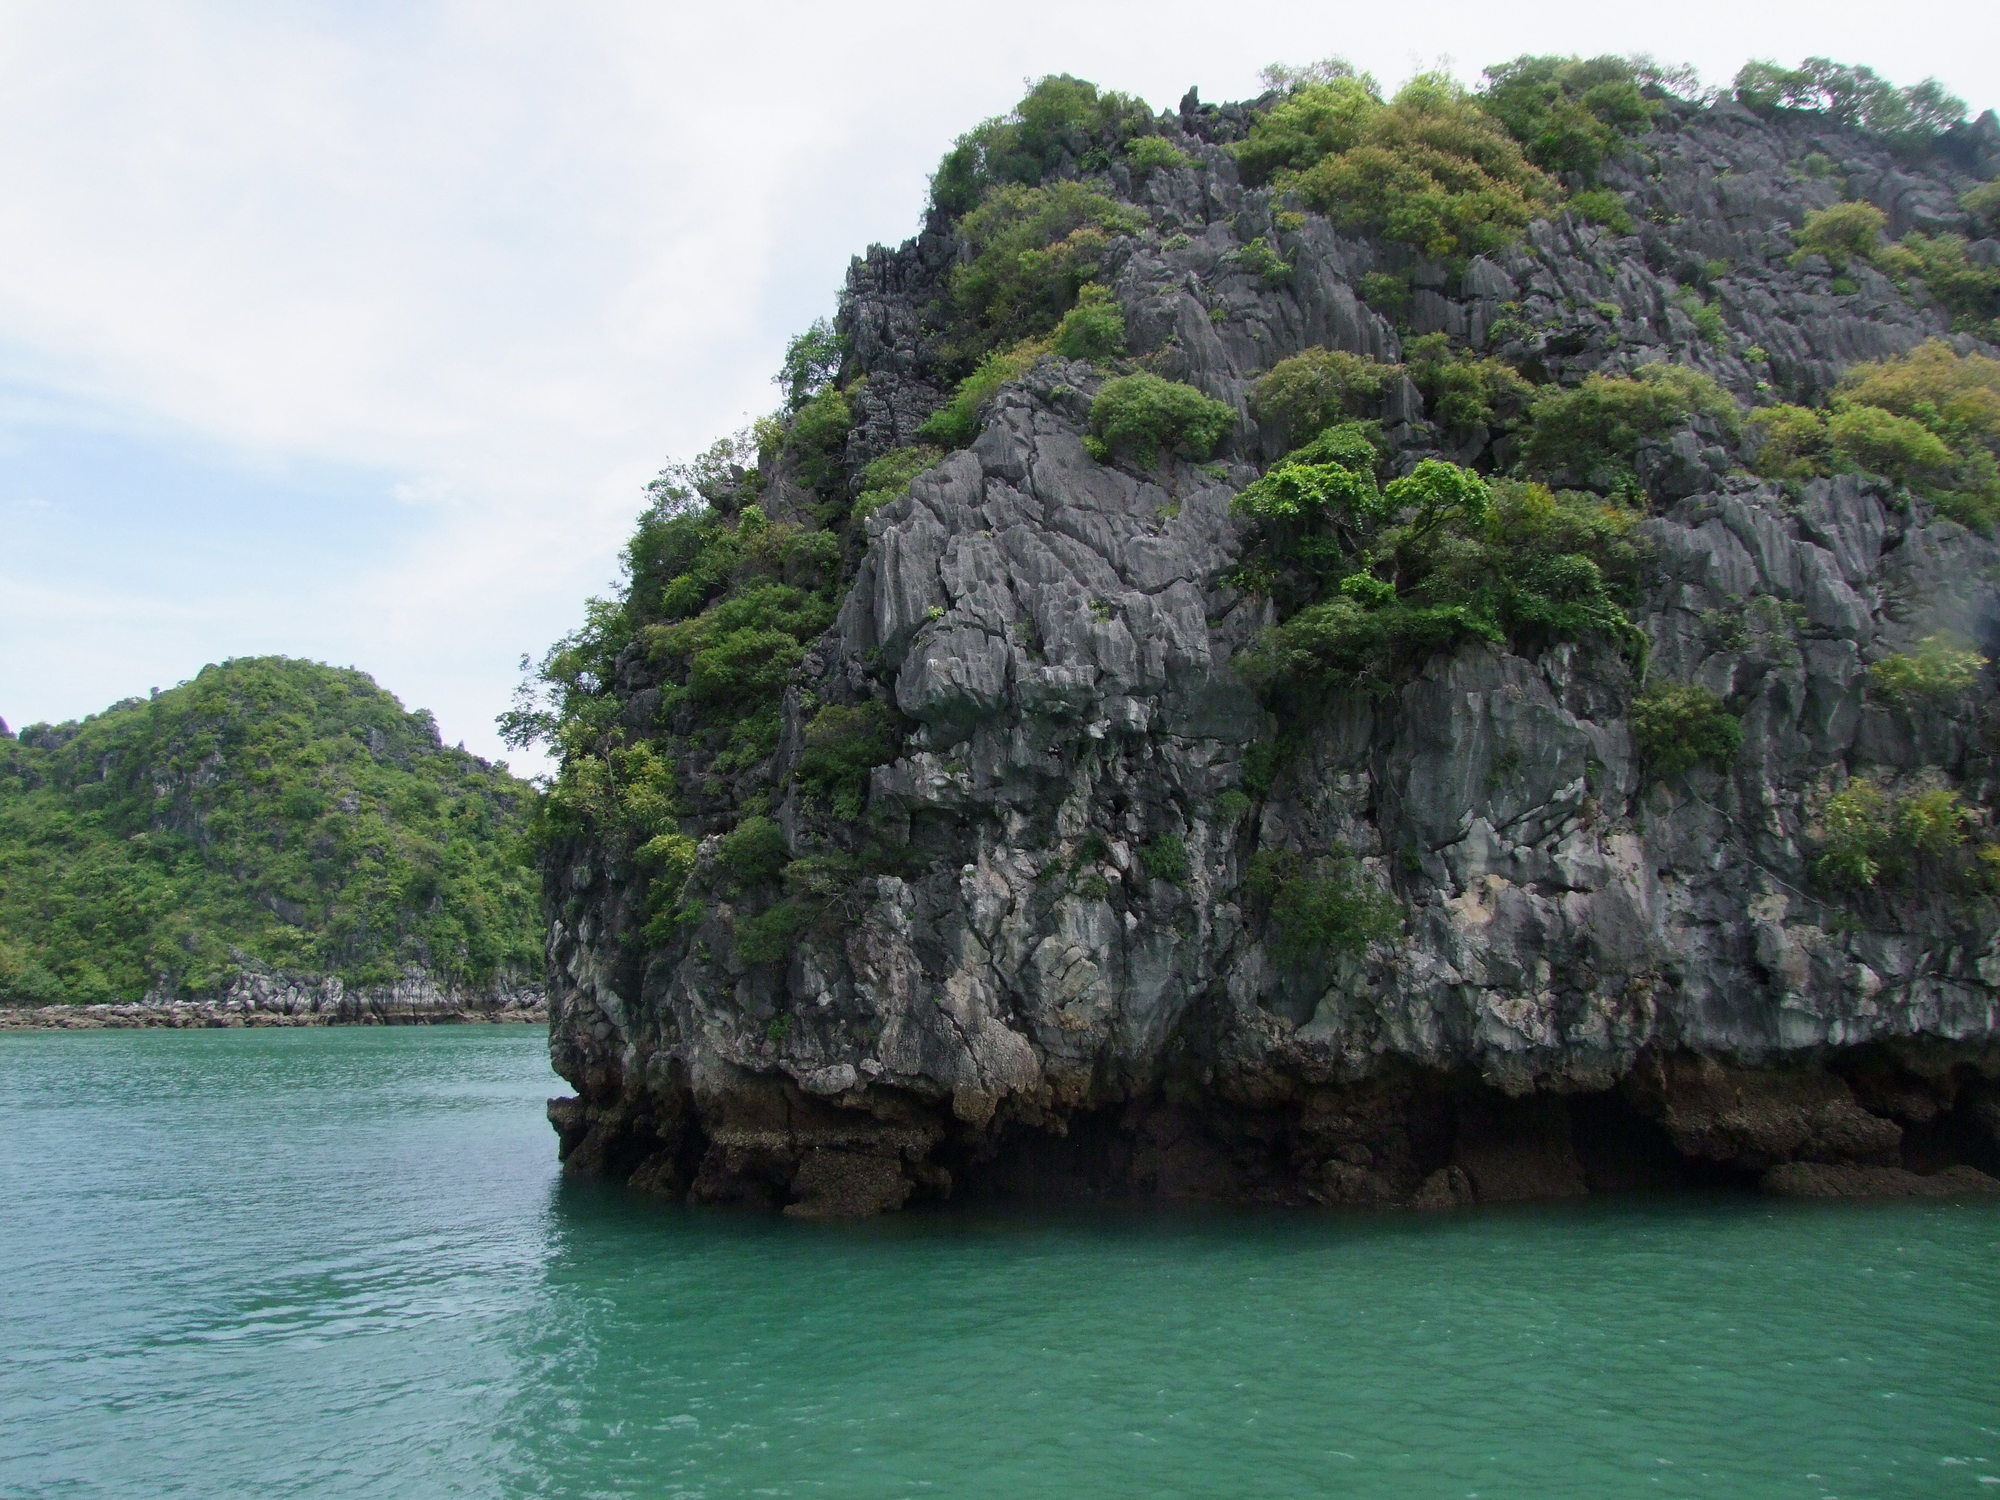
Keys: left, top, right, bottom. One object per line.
{"left": 0, "top": 0, "right": 1992, "bottom": 764}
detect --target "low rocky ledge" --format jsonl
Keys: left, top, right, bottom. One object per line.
{"left": 0, "top": 969, "right": 546, "bottom": 1030}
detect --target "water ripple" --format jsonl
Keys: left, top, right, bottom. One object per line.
{"left": 3, "top": 1027, "right": 1997, "bottom": 1499}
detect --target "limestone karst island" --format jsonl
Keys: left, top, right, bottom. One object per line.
{"left": 4, "top": 46, "right": 2000, "bottom": 1498}
{"left": 522, "top": 61, "right": 2000, "bottom": 1217}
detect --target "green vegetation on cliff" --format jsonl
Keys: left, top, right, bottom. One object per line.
{"left": 1732, "top": 58, "right": 1965, "bottom": 144}
{"left": 1231, "top": 422, "right": 1647, "bottom": 695}
{"left": 0, "top": 658, "right": 540, "bottom": 1005}
{"left": 1749, "top": 343, "right": 2000, "bottom": 528}
{"left": 1791, "top": 201, "right": 2000, "bottom": 337}
{"left": 1235, "top": 73, "right": 1563, "bottom": 262}
{"left": 513, "top": 53, "right": 1996, "bottom": 980}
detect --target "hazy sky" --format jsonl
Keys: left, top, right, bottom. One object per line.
{"left": 1, "top": 1, "right": 1993, "bottom": 770}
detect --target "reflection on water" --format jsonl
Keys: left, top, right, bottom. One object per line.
{"left": 2, "top": 1025, "right": 1997, "bottom": 1499}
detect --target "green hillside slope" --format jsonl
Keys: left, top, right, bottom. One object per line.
{"left": 0, "top": 657, "right": 541, "bottom": 1004}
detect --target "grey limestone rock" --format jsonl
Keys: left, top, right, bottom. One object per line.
{"left": 546, "top": 86, "right": 2000, "bottom": 1215}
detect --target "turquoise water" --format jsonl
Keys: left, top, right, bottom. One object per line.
{"left": 1, "top": 1027, "right": 1996, "bottom": 1499}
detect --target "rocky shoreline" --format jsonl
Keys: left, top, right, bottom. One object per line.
{"left": 1, "top": 969, "right": 546, "bottom": 1030}
{"left": 1, "top": 999, "right": 547, "bottom": 1029}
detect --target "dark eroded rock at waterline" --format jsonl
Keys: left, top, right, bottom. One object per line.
{"left": 544, "top": 80, "right": 2000, "bottom": 1215}
{"left": 547, "top": 1046, "right": 2000, "bottom": 1218}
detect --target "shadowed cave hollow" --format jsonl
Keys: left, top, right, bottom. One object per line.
{"left": 953, "top": 1079, "right": 1757, "bottom": 1208}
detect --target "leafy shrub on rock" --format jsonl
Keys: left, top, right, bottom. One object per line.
{"left": 1249, "top": 347, "right": 1399, "bottom": 441}
{"left": 1234, "top": 427, "right": 1643, "bottom": 692}
{"left": 919, "top": 341, "right": 1049, "bottom": 448}
{"left": 637, "top": 831, "right": 700, "bottom": 941}
{"left": 1837, "top": 343, "right": 2000, "bottom": 453}
{"left": 1963, "top": 181, "right": 2000, "bottom": 236}
{"left": 1815, "top": 779, "right": 1990, "bottom": 892}
{"left": 1050, "top": 282, "right": 1126, "bottom": 361}
{"left": 854, "top": 446, "right": 944, "bottom": 518}
{"left": 717, "top": 815, "right": 790, "bottom": 889}
{"left": 1788, "top": 202, "right": 2000, "bottom": 333}
{"left": 1630, "top": 682, "right": 1742, "bottom": 778}
{"left": 1873, "top": 233, "right": 2000, "bottom": 334}
{"left": 949, "top": 182, "right": 1144, "bottom": 355}
{"left": 1567, "top": 187, "right": 1633, "bottom": 233}
{"left": 1088, "top": 374, "right": 1236, "bottom": 465}
{"left": 1403, "top": 334, "right": 1534, "bottom": 430}
{"left": 929, "top": 75, "right": 1144, "bottom": 217}
{"left": 517, "top": 494, "right": 844, "bottom": 849}
{"left": 1125, "top": 135, "right": 1190, "bottom": 175}
{"left": 1234, "top": 236, "right": 1293, "bottom": 285}
{"left": 648, "top": 575, "right": 834, "bottom": 710}
{"left": 1138, "top": 834, "right": 1191, "bottom": 883}
{"left": 1751, "top": 357, "right": 2000, "bottom": 530}
{"left": 1748, "top": 404, "right": 1835, "bottom": 479}
{"left": 733, "top": 898, "right": 808, "bottom": 965}
{"left": 1477, "top": 55, "right": 1659, "bottom": 181}
{"left": 1824, "top": 404, "right": 1955, "bottom": 485}
{"left": 795, "top": 701, "right": 902, "bottom": 820}
{"left": 1836, "top": 342, "right": 2000, "bottom": 527}
{"left": 1790, "top": 201, "right": 1886, "bottom": 270}
{"left": 1868, "top": 636, "right": 1988, "bottom": 699}
{"left": 1245, "top": 847, "right": 1401, "bottom": 960}
{"left": 1516, "top": 364, "right": 1737, "bottom": 489}
{"left": 1235, "top": 74, "right": 1560, "bottom": 262}
{"left": 784, "top": 384, "right": 853, "bottom": 490}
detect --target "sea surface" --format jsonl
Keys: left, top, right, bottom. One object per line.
{"left": 1, "top": 1026, "right": 1996, "bottom": 1499}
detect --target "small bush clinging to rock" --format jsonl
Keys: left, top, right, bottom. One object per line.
{"left": 1790, "top": 201, "right": 1887, "bottom": 269}
{"left": 1125, "top": 135, "right": 1190, "bottom": 175}
{"left": 1050, "top": 282, "right": 1126, "bottom": 361}
{"left": 1868, "top": 636, "right": 1988, "bottom": 699}
{"left": 919, "top": 341, "right": 1049, "bottom": 449}
{"left": 929, "top": 75, "right": 1144, "bottom": 217}
{"left": 949, "top": 181, "right": 1144, "bottom": 356}
{"left": 1516, "top": 365, "right": 1737, "bottom": 490}
{"left": 1245, "top": 847, "right": 1402, "bottom": 959}
{"left": 1249, "top": 347, "right": 1399, "bottom": 440}
{"left": 1235, "top": 74, "right": 1560, "bottom": 262}
{"left": 1477, "top": 55, "right": 1659, "bottom": 181}
{"left": 1814, "top": 779, "right": 1989, "bottom": 891}
{"left": 1630, "top": 682, "right": 1742, "bottom": 778}
{"left": 1233, "top": 425, "right": 1644, "bottom": 693}
{"left": 1088, "top": 374, "right": 1236, "bottom": 465}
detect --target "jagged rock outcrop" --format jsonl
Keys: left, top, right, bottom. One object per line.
{"left": 546, "top": 84, "right": 2000, "bottom": 1215}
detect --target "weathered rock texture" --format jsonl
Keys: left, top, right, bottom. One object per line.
{"left": 547, "top": 90, "right": 2000, "bottom": 1215}
{"left": 0, "top": 968, "right": 545, "bottom": 1029}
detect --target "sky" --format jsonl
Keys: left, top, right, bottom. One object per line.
{"left": 1, "top": 1, "right": 1993, "bottom": 773}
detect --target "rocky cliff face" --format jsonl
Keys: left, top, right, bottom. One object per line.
{"left": 545, "top": 82, "right": 2000, "bottom": 1214}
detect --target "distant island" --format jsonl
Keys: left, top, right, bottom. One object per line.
{"left": 0, "top": 656, "right": 544, "bottom": 1026}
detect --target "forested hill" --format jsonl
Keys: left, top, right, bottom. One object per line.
{"left": 0, "top": 657, "right": 541, "bottom": 1005}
